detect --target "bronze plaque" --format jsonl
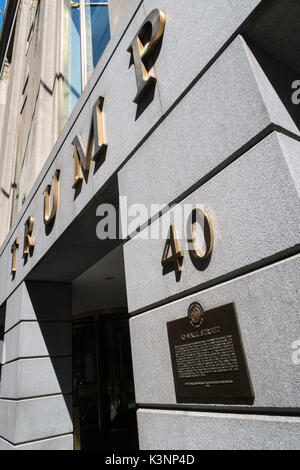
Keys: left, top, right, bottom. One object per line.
{"left": 167, "top": 303, "right": 254, "bottom": 404}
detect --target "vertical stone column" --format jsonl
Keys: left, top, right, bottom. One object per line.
{"left": 0, "top": 304, "right": 4, "bottom": 385}
{"left": 0, "top": 1, "right": 31, "bottom": 245}
{"left": 0, "top": 282, "right": 73, "bottom": 450}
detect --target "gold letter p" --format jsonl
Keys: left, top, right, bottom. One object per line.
{"left": 127, "top": 9, "right": 165, "bottom": 104}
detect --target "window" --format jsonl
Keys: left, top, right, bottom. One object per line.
{"left": 0, "top": 0, "right": 6, "bottom": 31}
{"left": 84, "top": 1, "right": 111, "bottom": 72}
{"left": 0, "top": 0, "right": 16, "bottom": 78}
{"left": 63, "top": 1, "right": 110, "bottom": 120}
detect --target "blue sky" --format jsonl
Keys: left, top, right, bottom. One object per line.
{"left": 0, "top": 0, "right": 6, "bottom": 31}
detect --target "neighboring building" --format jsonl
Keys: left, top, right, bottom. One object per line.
{"left": 0, "top": 0, "right": 299, "bottom": 450}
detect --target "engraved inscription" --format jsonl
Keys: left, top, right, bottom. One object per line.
{"left": 175, "top": 335, "right": 239, "bottom": 379}
{"left": 167, "top": 303, "right": 254, "bottom": 403}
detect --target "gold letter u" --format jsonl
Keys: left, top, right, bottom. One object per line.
{"left": 43, "top": 169, "right": 60, "bottom": 225}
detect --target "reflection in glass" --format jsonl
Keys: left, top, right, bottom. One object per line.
{"left": 70, "top": 5, "right": 81, "bottom": 114}
{"left": 85, "top": 1, "right": 110, "bottom": 77}
{"left": 66, "top": 1, "right": 110, "bottom": 118}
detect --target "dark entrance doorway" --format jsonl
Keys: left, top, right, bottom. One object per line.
{"left": 73, "top": 310, "right": 138, "bottom": 450}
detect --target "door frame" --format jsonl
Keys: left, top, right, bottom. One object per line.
{"left": 72, "top": 307, "right": 130, "bottom": 450}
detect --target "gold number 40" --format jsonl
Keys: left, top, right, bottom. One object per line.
{"left": 161, "top": 209, "right": 214, "bottom": 274}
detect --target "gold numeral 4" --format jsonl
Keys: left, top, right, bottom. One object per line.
{"left": 161, "top": 224, "right": 184, "bottom": 273}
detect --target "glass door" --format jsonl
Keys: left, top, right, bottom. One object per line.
{"left": 73, "top": 311, "right": 138, "bottom": 450}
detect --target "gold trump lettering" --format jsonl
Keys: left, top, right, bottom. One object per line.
{"left": 43, "top": 169, "right": 60, "bottom": 225}
{"left": 127, "top": 9, "right": 166, "bottom": 104}
{"left": 72, "top": 96, "right": 107, "bottom": 188}
{"left": 9, "top": 8, "right": 168, "bottom": 278}
{"left": 11, "top": 237, "right": 20, "bottom": 277}
{"left": 22, "top": 216, "right": 35, "bottom": 260}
